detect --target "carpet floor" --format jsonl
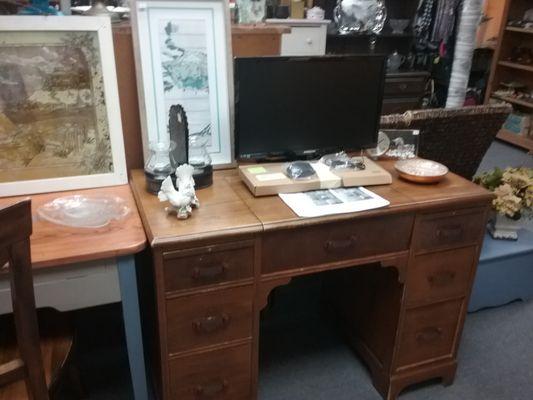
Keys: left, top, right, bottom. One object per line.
{"left": 64, "top": 275, "right": 533, "bottom": 400}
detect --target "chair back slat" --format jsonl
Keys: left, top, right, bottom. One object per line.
{"left": 0, "top": 199, "right": 49, "bottom": 400}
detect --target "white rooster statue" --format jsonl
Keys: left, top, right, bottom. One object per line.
{"left": 158, "top": 164, "right": 200, "bottom": 219}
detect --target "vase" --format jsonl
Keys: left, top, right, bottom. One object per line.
{"left": 488, "top": 213, "right": 522, "bottom": 240}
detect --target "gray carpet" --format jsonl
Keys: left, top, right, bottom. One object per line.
{"left": 67, "top": 280, "right": 533, "bottom": 400}
{"left": 258, "top": 277, "right": 533, "bottom": 400}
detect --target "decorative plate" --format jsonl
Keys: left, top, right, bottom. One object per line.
{"left": 366, "top": 131, "right": 391, "bottom": 158}
{"left": 394, "top": 159, "right": 449, "bottom": 184}
{"left": 334, "top": 0, "right": 387, "bottom": 34}
{"left": 37, "top": 195, "right": 130, "bottom": 228}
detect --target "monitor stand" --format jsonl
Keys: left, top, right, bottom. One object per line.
{"left": 239, "top": 157, "right": 392, "bottom": 197}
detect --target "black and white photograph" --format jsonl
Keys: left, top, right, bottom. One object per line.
{"left": 306, "top": 190, "right": 343, "bottom": 206}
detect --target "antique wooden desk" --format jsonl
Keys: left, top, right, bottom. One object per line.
{"left": 0, "top": 185, "right": 149, "bottom": 400}
{"left": 130, "top": 162, "right": 492, "bottom": 400}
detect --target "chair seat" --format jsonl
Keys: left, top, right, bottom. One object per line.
{"left": 0, "top": 308, "right": 73, "bottom": 399}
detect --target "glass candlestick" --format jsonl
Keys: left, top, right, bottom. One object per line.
{"left": 144, "top": 142, "right": 175, "bottom": 194}
{"left": 189, "top": 127, "right": 213, "bottom": 189}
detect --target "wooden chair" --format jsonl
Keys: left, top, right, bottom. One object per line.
{"left": 380, "top": 104, "right": 512, "bottom": 180}
{"left": 0, "top": 199, "right": 74, "bottom": 400}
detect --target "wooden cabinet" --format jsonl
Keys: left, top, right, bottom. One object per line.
{"left": 130, "top": 163, "right": 492, "bottom": 400}
{"left": 382, "top": 71, "right": 430, "bottom": 115}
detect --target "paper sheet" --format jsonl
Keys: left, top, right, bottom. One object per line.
{"left": 279, "top": 187, "right": 390, "bottom": 218}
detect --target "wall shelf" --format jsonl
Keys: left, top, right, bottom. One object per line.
{"left": 505, "top": 26, "right": 533, "bottom": 34}
{"left": 496, "top": 130, "right": 533, "bottom": 152}
{"left": 498, "top": 61, "right": 533, "bottom": 73}
{"left": 492, "top": 94, "right": 533, "bottom": 109}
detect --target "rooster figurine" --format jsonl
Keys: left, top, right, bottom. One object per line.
{"left": 158, "top": 164, "right": 199, "bottom": 219}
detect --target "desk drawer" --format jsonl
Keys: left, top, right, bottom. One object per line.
{"left": 384, "top": 77, "right": 427, "bottom": 97}
{"left": 169, "top": 342, "right": 251, "bottom": 400}
{"left": 413, "top": 208, "right": 486, "bottom": 253}
{"left": 281, "top": 26, "right": 326, "bottom": 56}
{"left": 166, "top": 286, "right": 253, "bottom": 355}
{"left": 396, "top": 299, "right": 462, "bottom": 370}
{"left": 163, "top": 241, "right": 254, "bottom": 293}
{"left": 262, "top": 214, "right": 413, "bottom": 274}
{"left": 406, "top": 247, "right": 477, "bottom": 305}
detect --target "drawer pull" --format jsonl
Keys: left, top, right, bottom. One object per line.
{"left": 436, "top": 225, "right": 463, "bottom": 242}
{"left": 428, "top": 270, "right": 456, "bottom": 287}
{"left": 416, "top": 327, "right": 443, "bottom": 344}
{"left": 195, "top": 379, "right": 228, "bottom": 398}
{"left": 193, "top": 313, "right": 230, "bottom": 334}
{"left": 306, "top": 38, "right": 313, "bottom": 44}
{"left": 324, "top": 236, "right": 357, "bottom": 252}
{"left": 399, "top": 83, "right": 408, "bottom": 90}
{"left": 191, "top": 263, "right": 228, "bottom": 281}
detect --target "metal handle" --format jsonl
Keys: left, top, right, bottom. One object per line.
{"left": 436, "top": 224, "right": 463, "bottom": 242}
{"left": 428, "top": 270, "right": 456, "bottom": 287}
{"left": 399, "top": 83, "right": 408, "bottom": 90}
{"left": 324, "top": 236, "right": 357, "bottom": 252}
{"left": 416, "top": 327, "right": 443, "bottom": 344}
{"left": 193, "top": 313, "right": 230, "bottom": 334}
{"left": 191, "top": 263, "right": 228, "bottom": 281}
{"left": 194, "top": 379, "right": 228, "bottom": 398}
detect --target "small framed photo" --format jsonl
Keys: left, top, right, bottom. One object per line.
{"left": 378, "top": 129, "right": 419, "bottom": 160}
{"left": 131, "top": 0, "right": 234, "bottom": 166}
{"left": 0, "top": 16, "right": 127, "bottom": 197}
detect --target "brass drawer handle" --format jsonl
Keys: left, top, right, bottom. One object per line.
{"left": 428, "top": 270, "right": 456, "bottom": 287}
{"left": 416, "top": 327, "right": 443, "bottom": 344}
{"left": 324, "top": 236, "right": 357, "bottom": 252}
{"left": 436, "top": 224, "right": 463, "bottom": 242}
{"left": 193, "top": 313, "right": 230, "bottom": 334}
{"left": 191, "top": 263, "right": 228, "bottom": 281}
{"left": 194, "top": 379, "right": 228, "bottom": 398}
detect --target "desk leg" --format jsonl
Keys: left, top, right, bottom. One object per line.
{"left": 117, "top": 255, "right": 150, "bottom": 400}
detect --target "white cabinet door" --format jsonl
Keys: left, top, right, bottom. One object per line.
{"left": 281, "top": 25, "right": 327, "bottom": 56}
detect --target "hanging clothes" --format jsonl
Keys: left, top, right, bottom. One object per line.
{"left": 431, "top": 0, "right": 461, "bottom": 43}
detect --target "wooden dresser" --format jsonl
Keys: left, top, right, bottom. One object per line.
{"left": 130, "top": 161, "right": 492, "bottom": 400}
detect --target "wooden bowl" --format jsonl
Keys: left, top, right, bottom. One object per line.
{"left": 394, "top": 159, "right": 449, "bottom": 184}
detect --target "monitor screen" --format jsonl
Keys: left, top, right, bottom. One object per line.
{"left": 234, "top": 55, "right": 386, "bottom": 160}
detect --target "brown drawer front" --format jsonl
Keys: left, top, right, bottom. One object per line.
{"left": 169, "top": 343, "right": 251, "bottom": 400}
{"left": 381, "top": 98, "right": 421, "bottom": 115}
{"left": 406, "top": 247, "right": 477, "bottom": 305}
{"left": 413, "top": 208, "right": 486, "bottom": 253}
{"left": 163, "top": 241, "right": 254, "bottom": 293}
{"left": 384, "top": 78, "right": 426, "bottom": 97}
{"left": 396, "top": 299, "right": 463, "bottom": 370}
{"left": 167, "top": 286, "right": 253, "bottom": 355}
{"left": 262, "top": 214, "right": 413, "bottom": 274}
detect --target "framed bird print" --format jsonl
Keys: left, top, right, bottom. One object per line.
{"left": 131, "top": 0, "right": 235, "bottom": 167}
{"left": 0, "top": 16, "right": 127, "bottom": 197}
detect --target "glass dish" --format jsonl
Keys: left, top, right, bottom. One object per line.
{"left": 37, "top": 195, "right": 130, "bottom": 228}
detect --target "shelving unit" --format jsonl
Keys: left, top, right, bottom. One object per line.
{"left": 485, "top": 0, "right": 533, "bottom": 152}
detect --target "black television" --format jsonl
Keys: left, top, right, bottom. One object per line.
{"left": 234, "top": 55, "right": 387, "bottom": 160}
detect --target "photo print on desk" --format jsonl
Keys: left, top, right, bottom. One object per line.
{"left": 132, "top": 0, "right": 234, "bottom": 166}
{"left": 0, "top": 16, "right": 127, "bottom": 196}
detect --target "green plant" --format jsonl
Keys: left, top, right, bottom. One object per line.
{"left": 474, "top": 167, "right": 533, "bottom": 220}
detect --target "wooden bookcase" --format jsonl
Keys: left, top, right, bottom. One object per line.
{"left": 485, "top": 0, "right": 533, "bottom": 152}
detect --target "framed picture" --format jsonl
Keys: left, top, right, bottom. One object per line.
{"left": 0, "top": 16, "right": 127, "bottom": 197}
{"left": 131, "top": 0, "right": 234, "bottom": 166}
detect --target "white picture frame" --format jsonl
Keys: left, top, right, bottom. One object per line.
{"left": 131, "top": 0, "right": 235, "bottom": 167}
{"left": 0, "top": 16, "right": 127, "bottom": 197}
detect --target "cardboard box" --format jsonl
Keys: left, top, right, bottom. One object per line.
{"left": 239, "top": 158, "right": 392, "bottom": 197}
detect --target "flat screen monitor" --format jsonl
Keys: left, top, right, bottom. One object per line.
{"left": 234, "top": 55, "right": 386, "bottom": 160}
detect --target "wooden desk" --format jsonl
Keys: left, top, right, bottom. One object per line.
{"left": 130, "top": 163, "right": 493, "bottom": 400}
{"left": 0, "top": 185, "right": 149, "bottom": 400}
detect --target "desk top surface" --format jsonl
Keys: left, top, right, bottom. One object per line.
{"left": 0, "top": 185, "right": 146, "bottom": 269}
{"left": 130, "top": 161, "right": 492, "bottom": 248}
